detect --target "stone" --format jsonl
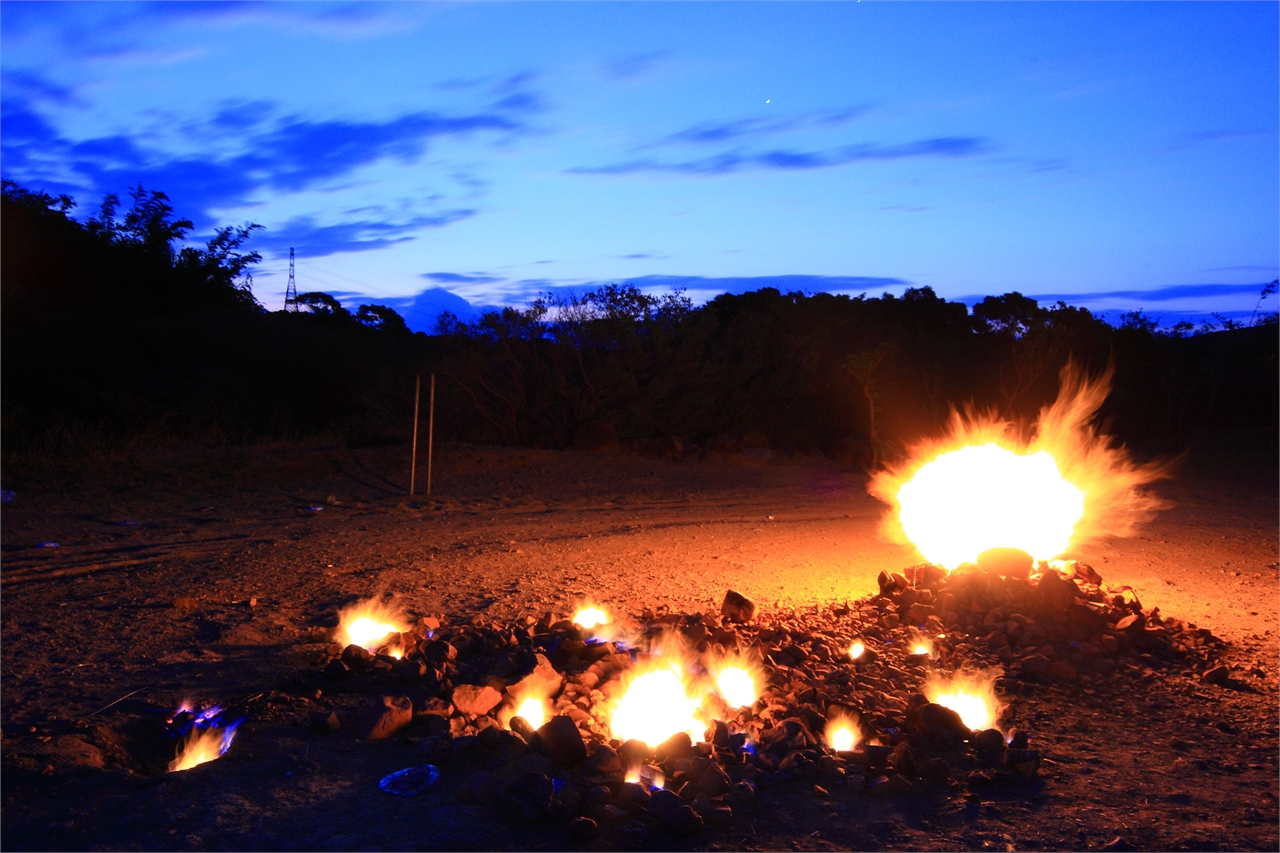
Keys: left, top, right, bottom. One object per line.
{"left": 888, "top": 773, "right": 915, "bottom": 794}
{"left": 618, "top": 738, "right": 652, "bottom": 765}
{"left": 1021, "top": 654, "right": 1052, "bottom": 676}
{"left": 567, "top": 816, "right": 598, "bottom": 843}
{"left": 1007, "top": 728, "right": 1029, "bottom": 749}
{"left": 1201, "top": 665, "right": 1229, "bottom": 685}
{"left": 456, "top": 770, "right": 497, "bottom": 804}
{"left": 696, "top": 760, "right": 732, "bottom": 796}
{"left": 726, "top": 780, "right": 757, "bottom": 804}
{"left": 509, "top": 653, "right": 564, "bottom": 703}
{"left": 322, "top": 659, "right": 351, "bottom": 680}
{"left": 452, "top": 684, "right": 503, "bottom": 717}
{"left": 356, "top": 695, "right": 413, "bottom": 740}
{"left": 661, "top": 804, "right": 704, "bottom": 835}
{"left": 418, "top": 734, "right": 453, "bottom": 764}
{"left": 584, "top": 743, "right": 622, "bottom": 775}
{"left": 708, "top": 719, "right": 730, "bottom": 748}
{"left": 1047, "top": 661, "right": 1078, "bottom": 682}
{"left": 973, "top": 728, "right": 1004, "bottom": 753}
{"left": 173, "top": 597, "right": 200, "bottom": 610}
{"left": 498, "top": 772, "right": 555, "bottom": 822}
{"left": 309, "top": 710, "right": 341, "bottom": 734}
{"left": 618, "top": 781, "right": 651, "bottom": 806}
{"left": 721, "top": 590, "right": 757, "bottom": 623}
{"left": 915, "top": 703, "right": 970, "bottom": 741}
{"left": 813, "top": 784, "right": 829, "bottom": 798}
{"left": 341, "top": 644, "right": 375, "bottom": 669}
{"left": 1005, "top": 748, "right": 1040, "bottom": 778}
{"left": 395, "top": 659, "right": 426, "bottom": 682}
{"left": 1034, "top": 570, "right": 1078, "bottom": 613}
{"left": 519, "top": 752, "right": 556, "bottom": 777}
{"left": 537, "top": 715, "right": 587, "bottom": 766}
{"left": 655, "top": 731, "right": 694, "bottom": 761}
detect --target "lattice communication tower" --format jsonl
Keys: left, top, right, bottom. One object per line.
{"left": 283, "top": 247, "right": 299, "bottom": 312}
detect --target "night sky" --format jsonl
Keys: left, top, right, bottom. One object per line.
{"left": 3, "top": 1, "right": 1276, "bottom": 331}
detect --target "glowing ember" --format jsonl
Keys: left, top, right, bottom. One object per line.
{"left": 715, "top": 666, "right": 756, "bottom": 709}
{"left": 825, "top": 715, "right": 861, "bottom": 752}
{"left": 913, "top": 643, "right": 930, "bottom": 656}
{"left": 869, "top": 363, "right": 1169, "bottom": 570}
{"left": 514, "top": 696, "right": 546, "bottom": 730}
{"left": 573, "top": 607, "right": 609, "bottom": 630}
{"left": 169, "top": 722, "right": 239, "bottom": 772}
{"left": 849, "top": 641, "right": 865, "bottom": 660}
{"left": 610, "top": 665, "right": 703, "bottom": 747}
{"left": 926, "top": 671, "right": 1001, "bottom": 732}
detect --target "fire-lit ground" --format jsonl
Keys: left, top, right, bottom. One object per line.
{"left": 1, "top": 440, "right": 1276, "bottom": 851}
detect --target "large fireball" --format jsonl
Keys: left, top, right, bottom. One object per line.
{"left": 897, "top": 444, "right": 1084, "bottom": 568}
{"left": 870, "top": 362, "right": 1168, "bottom": 570}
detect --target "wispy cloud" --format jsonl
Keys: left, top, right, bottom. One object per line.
{"left": 254, "top": 210, "right": 476, "bottom": 258}
{"left": 604, "top": 51, "right": 671, "bottom": 81}
{"left": 421, "top": 271, "right": 503, "bottom": 284}
{"left": 617, "top": 252, "right": 668, "bottom": 260}
{"left": 1029, "top": 282, "right": 1273, "bottom": 303}
{"left": 569, "top": 136, "right": 990, "bottom": 176}
{"left": 661, "top": 105, "right": 874, "bottom": 146}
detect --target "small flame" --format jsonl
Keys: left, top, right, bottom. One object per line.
{"left": 869, "top": 363, "right": 1169, "bottom": 569}
{"left": 825, "top": 714, "right": 861, "bottom": 752}
{"left": 911, "top": 638, "right": 931, "bottom": 656}
{"left": 338, "top": 600, "right": 404, "bottom": 652}
{"left": 514, "top": 696, "right": 546, "bottom": 730}
{"left": 926, "top": 671, "right": 1001, "bottom": 732}
{"left": 169, "top": 721, "right": 239, "bottom": 772}
{"left": 610, "top": 663, "right": 703, "bottom": 748}
{"left": 573, "top": 607, "right": 609, "bottom": 630}
{"left": 715, "top": 666, "right": 757, "bottom": 709}
{"left": 849, "top": 641, "right": 865, "bottom": 660}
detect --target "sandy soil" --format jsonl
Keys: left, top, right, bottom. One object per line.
{"left": 1, "top": 440, "right": 1276, "bottom": 851}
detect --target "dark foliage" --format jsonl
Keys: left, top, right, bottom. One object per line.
{"left": 2, "top": 180, "right": 1275, "bottom": 461}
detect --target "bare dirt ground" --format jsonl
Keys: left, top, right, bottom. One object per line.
{"left": 2, "top": 439, "right": 1276, "bottom": 851}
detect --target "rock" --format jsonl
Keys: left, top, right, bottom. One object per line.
{"left": 341, "top": 644, "right": 375, "bottom": 669}
{"left": 509, "top": 654, "right": 564, "bottom": 703}
{"left": 1114, "top": 614, "right": 1144, "bottom": 632}
{"left": 356, "top": 695, "right": 413, "bottom": 740}
{"left": 537, "top": 715, "right": 587, "bottom": 766}
{"left": 726, "top": 779, "right": 757, "bottom": 804}
{"left": 173, "top": 597, "right": 200, "bottom": 610}
{"left": 696, "top": 760, "right": 732, "bottom": 796}
{"left": 977, "top": 548, "right": 1033, "bottom": 579}
{"left": 1201, "top": 665, "right": 1229, "bottom": 685}
{"left": 888, "top": 773, "right": 915, "bottom": 794}
{"left": 519, "top": 752, "right": 556, "bottom": 777}
{"left": 720, "top": 590, "right": 757, "bottom": 623}
{"left": 1007, "top": 728, "right": 1029, "bottom": 749}
{"left": 309, "top": 710, "right": 341, "bottom": 734}
{"left": 452, "top": 684, "right": 503, "bottom": 717}
{"left": 915, "top": 703, "right": 970, "bottom": 741}
{"left": 1021, "top": 654, "right": 1052, "bottom": 676}
{"left": 456, "top": 770, "right": 497, "bottom": 804}
{"left": 708, "top": 719, "right": 730, "bottom": 748}
{"left": 1047, "top": 661, "right": 1078, "bottom": 682}
{"left": 498, "top": 772, "right": 555, "bottom": 822}
{"left": 584, "top": 743, "right": 622, "bottom": 775}
{"left": 618, "top": 781, "right": 651, "bottom": 806}
{"left": 813, "top": 784, "right": 829, "bottom": 798}
{"left": 655, "top": 731, "right": 694, "bottom": 761}
{"left": 509, "top": 715, "right": 536, "bottom": 743}
{"left": 1034, "top": 570, "right": 1078, "bottom": 613}
{"left": 1005, "top": 748, "right": 1041, "bottom": 778}
{"left": 973, "top": 728, "right": 1004, "bottom": 753}
{"left": 574, "top": 421, "right": 619, "bottom": 452}
{"left": 567, "top": 816, "right": 598, "bottom": 843}
{"left": 618, "top": 738, "right": 652, "bottom": 765}
{"left": 322, "top": 659, "right": 351, "bottom": 680}
{"left": 395, "top": 659, "right": 427, "bottom": 681}
{"left": 418, "top": 734, "right": 453, "bottom": 764}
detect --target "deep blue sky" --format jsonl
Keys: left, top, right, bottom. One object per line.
{"left": 3, "top": 1, "right": 1276, "bottom": 331}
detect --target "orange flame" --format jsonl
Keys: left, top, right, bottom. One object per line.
{"left": 825, "top": 714, "right": 861, "bottom": 752}
{"left": 573, "top": 606, "right": 609, "bottom": 630}
{"left": 169, "top": 723, "right": 238, "bottom": 772}
{"left": 869, "top": 362, "right": 1169, "bottom": 569}
{"left": 925, "top": 670, "right": 1002, "bottom": 732}
{"left": 337, "top": 599, "right": 404, "bottom": 653}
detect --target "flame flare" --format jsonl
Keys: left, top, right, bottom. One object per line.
{"left": 825, "top": 715, "right": 861, "bottom": 752}
{"left": 514, "top": 696, "right": 547, "bottom": 730}
{"left": 610, "top": 664, "right": 704, "bottom": 747}
{"left": 926, "top": 671, "right": 1001, "bottom": 732}
{"left": 870, "top": 363, "right": 1169, "bottom": 569}
{"left": 573, "top": 607, "right": 609, "bottom": 630}
{"left": 169, "top": 721, "right": 239, "bottom": 772}
{"left": 849, "top": 641, "right": 865, "bottom": 660}
{"left": 338, "top": 600, "right": 404, "bottom": 652}
{"left": 715, "top": 666, "right": 757, "bottom": 709}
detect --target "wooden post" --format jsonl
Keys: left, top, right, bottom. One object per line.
{"left": 426, "top": 373, "right": 436, "bottom": 496}
{"left": 410, "top": 374, "right": 421, "bottom": 495}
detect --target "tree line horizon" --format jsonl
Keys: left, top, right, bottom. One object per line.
{"left": 3, "top": 180, "right": 1276, "bottom": 464}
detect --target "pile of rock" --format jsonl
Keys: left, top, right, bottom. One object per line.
{"left": 302, "top": 559, "right": 1226, "bottom": 842}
